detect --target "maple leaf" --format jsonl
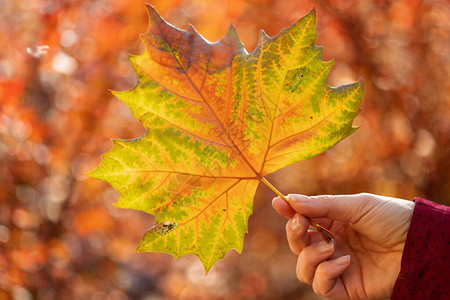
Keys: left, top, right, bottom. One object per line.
{"left": 89, "top": 4, "right": 363, "bottom": 272}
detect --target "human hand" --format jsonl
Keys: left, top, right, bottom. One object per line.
{"left": 272, "top": 193, "right": 414, "bottom": 300}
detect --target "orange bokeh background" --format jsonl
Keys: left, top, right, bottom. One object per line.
{"left": 0, "top": 0, "right": 448, "bottom": 299}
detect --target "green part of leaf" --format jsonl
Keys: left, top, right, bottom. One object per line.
{"left": 88, "top": 4, "right": 364, "bottom": 272}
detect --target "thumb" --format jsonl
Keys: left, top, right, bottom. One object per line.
{"left": 287, "top": 193, "right": 379, "bottom": 223}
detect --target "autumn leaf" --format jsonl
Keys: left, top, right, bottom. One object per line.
{"left": 89, "top": 4, "right": 363, "bottom": 272}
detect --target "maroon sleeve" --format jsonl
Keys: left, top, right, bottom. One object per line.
{"left": 391, "top": 197, "right": 450, "bottom": 299}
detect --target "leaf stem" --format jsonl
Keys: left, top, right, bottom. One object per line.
{"left": 261, "top": 177, "right": 334, "bottom": 243}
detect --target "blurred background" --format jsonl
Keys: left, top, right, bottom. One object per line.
{"left": 0, "top": 0, "right": 448, "bottom": 299}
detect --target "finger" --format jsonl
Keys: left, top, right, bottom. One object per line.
{"left": 312, "top": 255, "right": 352, "bottom": 299}
{"left": 287, "top": 193, "right": 379, "bottom": 223}
{"left": 272, "top": 196, "right": 296, "bottom": 218}
{"left": 286, "top": 214, "right": 311, "bottom": 255}
{"left": 274, "top": 197, "right": 334, "bottom": 229}
{"left": 296, "top": 240, "right": 335, "bottom": 284}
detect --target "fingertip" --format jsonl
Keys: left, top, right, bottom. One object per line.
{"left": 288, "top": 214, "right": 309, "bottom": 234}
{"left": 316, "top": 255, "right": 351, "bottom": 280}
{"left": 271, "top": 196, "right": 280, "bottom": 208}
{"left": 312, "top": 255, "right": 351, "bottom": 298}
{"left": 334, "top": 255, "right": 351, "bottom": 266}
{"left": 286, "top": 215, "right": 310, "bottom": 255}
{"left": 292, "top": 214, "right": 310, "bottom": 233}
{"left": 272, "top": 197, "right": 296, "bottom": 218}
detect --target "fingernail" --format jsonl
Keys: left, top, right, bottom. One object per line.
{"left": 335, "top": 255, "right": 351, "bottom": 265}
{"left": 318, "top": 241, "right": 334, "bottom": 253}
{"left": 288, "top": 194, "right": 311, "bottom": 204}
{"left": 289, "top": 215, "right": 301, "bottom": 232}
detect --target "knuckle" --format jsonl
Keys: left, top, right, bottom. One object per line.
{"left": 312, "top": 194, "right": 335, "bottom": 208}
{"left": 296, "top": 252, "right": 313, "bottom": 284}
{"left": 322, "top": 194, "right": 335, "bottom": 200}
{"left": 351, "top": 193, "right": 379, "bottom": 222}
{"left": 312, "top": 280, "right": 327, "bottom": 297}
{"left": 310, "top": 194, "right": 334, "bottom": 218}
{"left": 321, "top": 194, "right": 336, "bottom": 202}
{"left": 315, "top": 262, "right": 327, "bottom": 278}
{"left": 297, "top": 247, "right": 308, "bottom": 262}
{"left": 311, "top": 265, "right": 330, "bottom": 297}
{"left": 357, "top": 192, "right": 375, "bottom": 201}
{"left": 288, "top": 242, "right": 299, "bottom": 256}
{"left": 288, "top": 239, "right": 302, "bottom": 256}
{"left": 296, "top": 267, "right": 314, "bottom": 285}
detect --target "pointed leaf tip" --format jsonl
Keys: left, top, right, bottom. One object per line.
{"left": 225, "top": 24, "right": 238, "bottom": 39}
{"left": 145, "top": 3, "right": 166, "bottom": 28}
{"left": 359, "top": 76, "right": 365, "bottom": 85}
{"left": 259, "top": 29, "right": 270, "bottom": 42}
{"left": 145, "top": 3, "right": 157, "bottom": 14}
{"left": 222, "top": 24, "right": 244, "bottom": 50}
{"left": 86, "top": 164, "right": 104, "bottom": 180}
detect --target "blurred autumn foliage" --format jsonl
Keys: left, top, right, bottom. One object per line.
{"left": 0, "top": 0, "right": 448, "bottom": 299}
